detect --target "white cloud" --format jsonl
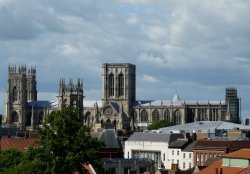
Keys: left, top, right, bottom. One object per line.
{"left": 140, "top": 74, "right": 159, "bottom": 83}
{"left": 0, "top": 0, "right": 250, "bottom": 115}
{"left": 55, "top": 43, "right": 79, "bottom": 55}
{"left": 138, "top": 52, "right": 168, "bottom": 67}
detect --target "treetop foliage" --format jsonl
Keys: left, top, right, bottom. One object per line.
{"left": 0, "top": 107, "right": 104, "bottom": 174}
{"left": 147, "top": 120, "right": 173, "bottom": 130}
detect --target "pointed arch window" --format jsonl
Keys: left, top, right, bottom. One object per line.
{"left": 174, "top": 110, "right": 182, "bottom": 125}
{"left": 118, "top": 73, "right": 124, "bottom": 97}
{"left": 11, "top": 111, "right": 18, "bottom": 122}
{"left": 38, "top": 111, "right": 43, "bottom": 124}
{"left": 13, "top": 86, "right": 17, "bottom": 102}
{"left": 164, "top": 110, "right": 171, "bottom": 122}
{"left": 109, "top": 73, "right": 114, "bottom": 97}
{"left": 141, "top": 109, "right": 148, "bottom": 122}
{"left": 72, "top": 100, "right": 77, "bottom": 108}
{"left": 152, "top": 109, "right": 160, "bottom": 122}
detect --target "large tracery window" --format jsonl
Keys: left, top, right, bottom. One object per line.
{"left": 11, "top": 111, "right": 18, "bottom": 122}
{"left": 141, "top": 109, "right": 148, "bottom": 122}
{"left": 13, "top": 86, "right": 17, "bottom": 102}
{"left": 38, "top": 111, "right": 43, "bottom": 124}
{"left": 164, "top": 109, "right": 171, "bottom": 122}
{"left": 109, "top": 73, "right": 114, "bottom": 97}
{"left": 174, "top": 110, "right": 182, "bottom": 125}
{"left": 118, "top": 73, "right": 124, "bottom": 97}
{"left": 152, "top": 109, "right": 160, "bottom": 122}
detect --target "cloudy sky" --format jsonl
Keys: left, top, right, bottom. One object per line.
{"left": 0, "top": 0, "right": 250, "bottom": 119}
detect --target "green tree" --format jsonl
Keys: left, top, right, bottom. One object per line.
{"left": 36, "top": 107, "right": 104, "bottom": 173}
{"left": 147, "top": 120, "right": 173, "bottom": 130}
{"left": 0, "top": 149, "right": 24, "bottom": 172}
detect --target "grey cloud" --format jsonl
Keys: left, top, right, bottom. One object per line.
{"left": 0, "top": 0, "right": 250, "bottom": 118}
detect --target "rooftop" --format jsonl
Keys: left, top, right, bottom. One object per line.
{"left": 0, "top": 137, "right": 37, "bottom": 151}
{"left": 126, "top": 132, "right": 184, "bottom": 144}
{"left": 160, "top": 121, "right": 250, "bottom": 133}
{"left": 223, "top": 149, "right": 250, "bottom": 159}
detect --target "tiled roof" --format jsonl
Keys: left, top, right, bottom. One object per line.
{"left": 198, "top": 160, "right": 250, "bottom": 174}
{"left": 194, "top": 140, "right": 232, "bottom": 150}
{"left": 82, "top": 163, "right": 96, "bottom": 174}
{"left": 0, "top": 137, "right": 37, "bottom": 151}
{"left": 229, "top": 141, "right": 250, "bottom": 151}
{"left": 223, "top": 149, "right": 250, "bottom": 159}
{"left": 194, "top": 140, "right": 250, "bottom": 154}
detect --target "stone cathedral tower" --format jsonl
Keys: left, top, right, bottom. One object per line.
{"left": 101, "top": 63, "right": 136, "bottom": 130}
{"left": 4, "top": 65, "right": 37, "bottom": 129}
{"left": 58, "top": 78, "right": 84, "bottom": 121}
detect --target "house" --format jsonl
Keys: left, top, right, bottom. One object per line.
{"left": 168, "top": 139, "right": 194, "bottom": 171}
{"left": 193, "top": 139, "right": 250, "bottom": 166}
{"left": 197, "top": 149, "right": 250, "bottom": 174}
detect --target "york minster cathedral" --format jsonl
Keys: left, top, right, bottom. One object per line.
{"left": 2, "top": 63, "right": 240, "bottom": 131}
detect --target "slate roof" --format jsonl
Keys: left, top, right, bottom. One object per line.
{"left": 110, "top": 102, "right": 120, "bottom": 113}
{"left": 168, "top": 139, "right": 188, "bottom": 148}
{"left": 28, "top": 100, "right": 52, "bottom": 109}
{"left": 0, "top": 137, "right": 37, "bottom": 150}
{"left": 99, "top": 129, "right": 122, "bottom": 149}
{"left": 160, "top": 121, "right": 250, "bottom": 133}
{"left": 182, "top": 141, "right": 197, "bottom": 152}
{"left": 126, "top": 132, "right": 184, "bottom": 144}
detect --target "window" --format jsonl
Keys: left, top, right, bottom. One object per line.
{"left": 183, "top": 162, "right": 185, "bottom": 169}
{"left": 189, "top": 162, "right": 192, "bottom": 169}
{"left": 177, "top": 151, "right": 179, "bottom": 156}
{"left": 164, "top": 110, "right": 171, "bottom": 122}
{"left": 118, "top": 73, "right": 124, "bottom": 96}
{"left": 189, "top": 153, "right": 192, "bottom": 158}
{"left": 108, "top": 74, "right": 114, "bottom": 96}
{"left": 172, "top": 159, "right": 174, "bottom": 164}
{"left": 141, "top": 109, "right": 148, "bottom": 122}
{"left": 177, "top": 160, "right": 179, "bottom": 164}
{"left": 11, "top": 111, "right": 18, "bottom": 122}
{"left": 128, "top": 151, "right": 129, "bottom": 158}
{"left": 108, "top": 167, "right": 115, "bottom": 174}
{"left": 183, "top": 153, "right": 186, "bottom": 158}
{"left": 152, "top": 109, "right": 160, "bottom": 122}
{"left": 13, "top": 86, "right": 17, "bottom": 102}
{"left": 174, "top": 110, "right": 182, "bottom": 125}
{"left": 163, "top": 153, "right": 165, "bottom": 161}
{"left": 172, "top": 150, "right": 174, "bottom": 155}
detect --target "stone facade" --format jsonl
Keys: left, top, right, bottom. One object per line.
{"left": 2, "top": 63, "right": 240, "bottom": 131}
{"left": 57, "top": 78, "right": 84, "bottom": 121}
{"left": 85, "top": 63, "right": 240, "bottom": 131}
{"left": 3, "top": 65, "right": 51, "bottom": 130}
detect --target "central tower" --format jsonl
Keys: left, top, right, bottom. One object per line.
{"left": 101, "top": 63, "right": 136, "bottom": 129}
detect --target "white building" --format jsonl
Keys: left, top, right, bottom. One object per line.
{"left": 168, "top": 139, "right": 196, "bottom": 170}
{"left": 124, "top": 132, "right": 185, "bottom": 169}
